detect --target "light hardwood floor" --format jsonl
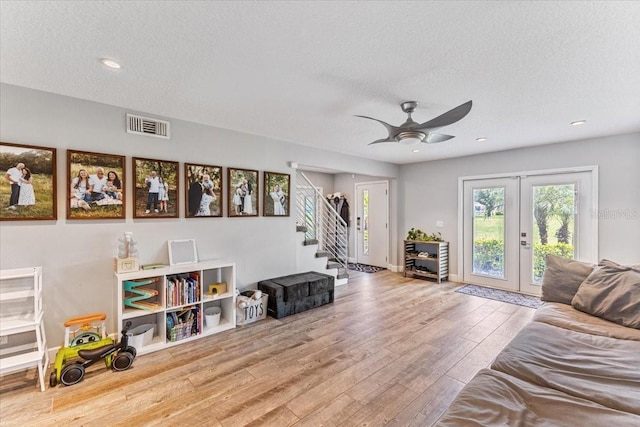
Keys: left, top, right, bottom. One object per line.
{"left": 0, "top": 270, "right": 535, "bottom": 426}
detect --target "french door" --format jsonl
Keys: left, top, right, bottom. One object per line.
{"left": 355, "top": 181, "right": 389, "bottom": 268}
{"left": 463, "top": 170, "right": 596, "bottom": 295}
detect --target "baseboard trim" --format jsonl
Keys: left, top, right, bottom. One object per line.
{"left": 388, "top": 264, "right": 401, "bottom": 273}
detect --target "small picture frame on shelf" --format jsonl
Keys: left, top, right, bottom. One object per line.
{"left": 1, "top": 142, "right": 57, "bottom": 221}
{"left": 263, "top": 171, "right": 290, "bottom": 217}
{"left": 185, "top": 163, "right": 223, "bottom": 217}
{"left": 133, "top": 157, "right": 179, "bottom": 218}
{"left": 67, "top": 150, "right": 125, "bottom": 220}
{"left": 168, "top": 239, "right": 198, "bottom": 265}
{"left": 227, "top": 167, "right": 259, "bottom": 217}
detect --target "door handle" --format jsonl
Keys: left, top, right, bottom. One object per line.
{"left": 521, "top": 240, "right": 531, "bottom": 249}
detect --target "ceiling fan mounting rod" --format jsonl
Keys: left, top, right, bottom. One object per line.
{"left": 401, "top": 101, "right": 418, "bottom": 115}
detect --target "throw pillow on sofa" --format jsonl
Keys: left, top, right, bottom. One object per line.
{"left": 571, "top": 260, "right": 640, "bottom": 329}
{"left": 540, "top": 254, "right": 595, "bottom": 304}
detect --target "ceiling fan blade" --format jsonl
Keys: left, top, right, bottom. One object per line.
{"left": 424, "top": 133, "right": 455, "bottom": 144}
{"left": 415, "top": 100, "right": 473, "bottom": 132}
{"left": 368, "top": 137, "right": 396, "bottom": 145}
{"left": 355, "top": 115, "right": 400, "bottom": 136}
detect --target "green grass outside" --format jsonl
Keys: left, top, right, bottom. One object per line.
{"left": 474, "top": 215, "right": 574, "bottom": 245}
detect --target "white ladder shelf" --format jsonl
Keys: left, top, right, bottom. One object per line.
{"left": 0, "top": 267, "right": 49, "bottom": 392}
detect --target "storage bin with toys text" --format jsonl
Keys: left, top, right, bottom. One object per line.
{"left": 236, "top": 290, "right": 268, "bottom": 325}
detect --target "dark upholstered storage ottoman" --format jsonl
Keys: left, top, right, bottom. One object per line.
{"left": 258, "top": 271, "right": 335, "bottom": 319}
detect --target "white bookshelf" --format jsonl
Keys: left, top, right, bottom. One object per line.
{"left": 114, "top": 260, "right": 236, "bottom": 355}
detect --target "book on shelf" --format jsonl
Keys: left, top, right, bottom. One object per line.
{"left": 166, "top": 273, "right": 201, "bottom": 308}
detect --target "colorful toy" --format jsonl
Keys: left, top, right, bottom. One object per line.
{"left": 56, "top": 321, "right": 137, "bottom": 386}
{"left": 50, "top": 313, "right": 114, "bottom": 387}
{"left": 124, "top": 278, "right": 161, "bottom": 310}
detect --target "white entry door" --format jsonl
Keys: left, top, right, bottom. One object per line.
{"left": 463, "top": 170, "right": 596, "bottom": 295}
{"left": 355, "top": 181, "right": 389, "bottom": 268}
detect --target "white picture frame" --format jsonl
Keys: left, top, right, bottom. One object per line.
{"left": 168, "top": 239, "right": 198, "bottom": 265}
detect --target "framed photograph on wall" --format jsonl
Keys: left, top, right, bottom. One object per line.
{"left": 185, "top": 163, "right": 223, "bottom": 218}
{"left": 67, "top": 149, "right": 125, "bottom": 220}
{"left": 1, "top": 142, "right": 57, "bottom": 221}
{"left": 133, "top": 157, "right": 179, "bottom": 218}
{"left": 263, "top": 171, "right": 290, "bottom": 217}
{"left": 227, "top": 167, "right": 259, "bottom": 217}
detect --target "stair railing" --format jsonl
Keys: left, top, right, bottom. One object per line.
{"left": 295, "top": 171, "right": 348, "bottom": 274}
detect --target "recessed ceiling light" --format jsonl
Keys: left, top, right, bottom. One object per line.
{"left": 411, "top": 148, "right": 420, "bottom": 153}
{"left": 570, "top": 120, "right": 586, "bottom": 126}
{"left": 476, "top": 137, "right": 487, "bottom": 142}
{"left": 100, "top": 58, "right": 121, "bottom": 69}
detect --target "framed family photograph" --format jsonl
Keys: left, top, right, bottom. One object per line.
{"left": 133, "top": 157, "right": 179, "bottom": 218}
{"left": 67, "top": 150, "right": 124, "bottom": 220}
{"left": 185, "top": 163, "right": 223, "bottom": 218}
{"left": 227, "top": 167, "right": 259, "bottom": 217}
{"left": 263, "top": 171, "right": 290, "bottom": 217}
{"left": 1, "top": 142, "right": 57, "bottom": 221}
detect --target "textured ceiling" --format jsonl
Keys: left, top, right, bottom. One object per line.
{"left": 1, "top": 1, "right": 639, "bottom": 165}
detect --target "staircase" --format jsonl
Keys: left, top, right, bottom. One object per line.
{"left": 295, "top": 171, "right": 349, "bottom": 286}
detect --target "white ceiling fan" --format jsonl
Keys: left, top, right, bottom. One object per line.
{"left": 356, "top": 100, "right": 473, "bottom": 145}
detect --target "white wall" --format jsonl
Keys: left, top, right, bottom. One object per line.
{"left": 0, "top": 83, "right": 399, "bottom": 344}
{"left": 399, "top": 133, "right": 640, "bottom": 276}
{"left": 298, "top": 170, "right": 334, "bottom": 196}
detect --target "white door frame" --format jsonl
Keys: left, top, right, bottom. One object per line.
{"left": 354, "top": 180, "right": 389, "bottom": 268}
{"left": 457, "top": 166, "right": 599, "bottom": 284}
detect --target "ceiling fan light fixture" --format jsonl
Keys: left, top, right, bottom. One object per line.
{"left": 411, "top": 148, "right": 420, "bottom": 153}
{"left": 396, "top": 131, "right": 425, "bottom": 145}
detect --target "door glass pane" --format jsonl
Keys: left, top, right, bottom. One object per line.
{"left": 363, "top": 190, "right": 369, "bottom": 255}
{"left": 532, "top": 184, "right": 576, "bottom": 282}
{"left": 472, "top": 187, "right": 505, "bottom": 277}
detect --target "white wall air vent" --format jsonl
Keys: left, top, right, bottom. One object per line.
{"left": 126, "top": 114, "right": 170, "bottom": 139}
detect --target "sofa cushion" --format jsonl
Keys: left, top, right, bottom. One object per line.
{"left": 533, "top": 302, "right": 640, "bottom": 341}
{"left": 436, "top": 368, "right": 640, "bottom": 427}
{"left": 491, "top": 321, "right": 640, "bottom": 416}
{"left": 571, "top": 260, "right": 640, "bottom": 329}
{"left": 540, "top": 254, "right": 594, "bottom": 304}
